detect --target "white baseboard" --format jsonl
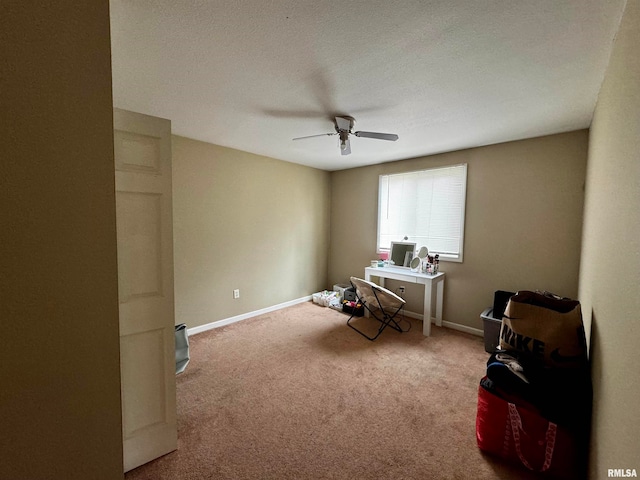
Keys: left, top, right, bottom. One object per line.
{"left": 186, "top": 299, "right": 484, "bottom": 338}
{"left": 186, "top": 295, "right": 312, "bottom": 336}
{"left": 402, "top": 310, "right": 483, "bottom": 337}
{"left": 441, "top": 320, "right": 484, "bottom": 337}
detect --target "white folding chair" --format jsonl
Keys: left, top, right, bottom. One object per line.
{"left": 347, "top": 276, "right": 407, "bottom": 341}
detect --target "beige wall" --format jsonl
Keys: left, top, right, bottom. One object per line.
{"left": 329, "top": 131, "right": 587, "bottom": 331}
{"left": 172, "top": 136, "right": 331, "bottom": 329}
{"left": 0, "top": 3, "right": 123, "bottom": 480}
{"left": 580, "top": 0, "right": 640, "bottom": 476}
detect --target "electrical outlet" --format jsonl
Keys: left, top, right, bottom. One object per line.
{"left": 399, "top": 286, "right": 405, "bottom": 293}
{"left": 233, "top": 289, "right": 240, "bottom": 299}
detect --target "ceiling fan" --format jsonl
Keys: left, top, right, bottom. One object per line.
{"left": 293, "top": 116, "right": 398, "bottom": 155}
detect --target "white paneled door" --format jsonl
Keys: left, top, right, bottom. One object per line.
{"left": 114, "top": 108, "right": 177, "bottom": 472}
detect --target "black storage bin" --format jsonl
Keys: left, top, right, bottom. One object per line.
{"left": 344, "top": 286, "right": 357, "bottom": 302}
{"left": 492, "top": 290, "right": 515, "bottom": 321}
{"left": 343, "top": 300, "right": 364, "bottom": 316}
{"left": 481, "top": 291, "right": 515, "bottom": 353}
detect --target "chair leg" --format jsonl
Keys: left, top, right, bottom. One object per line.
{"left": 347, "top": 310, "right": 384, "bottom": 341}
{"left": 346, "top": 292, "right": 405, "bottom": 341}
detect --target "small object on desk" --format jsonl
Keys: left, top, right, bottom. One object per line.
{"left": 370, "top": 260, "right": 378, "bottom": 267}
{"left": 422, "top": 253, "right": 439, "bottom": 274}
{"left": 410, "top": 256, "right": 421, "bottom": 271}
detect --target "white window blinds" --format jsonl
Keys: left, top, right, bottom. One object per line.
{"left": 377, "top": 164, "right": 467, "bottom": 262}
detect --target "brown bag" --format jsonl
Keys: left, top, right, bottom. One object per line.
{"left": 499, "top": 291, "right": 587, "bottom": 369}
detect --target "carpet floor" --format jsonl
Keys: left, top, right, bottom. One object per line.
{"left": 125, "top": 301, "right": 547, "bottom": 479}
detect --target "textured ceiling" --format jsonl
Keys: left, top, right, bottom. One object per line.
{"left": 110, "top": 0, "right": 626, "bottom": 171}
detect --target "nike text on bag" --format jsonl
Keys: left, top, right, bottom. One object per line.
{"left": 499, "top": 291, "right": 587, "bottom": 369}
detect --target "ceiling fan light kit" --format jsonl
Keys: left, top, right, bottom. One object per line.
{"left": 293, "top": 115, "right": 398, "bottom": 156}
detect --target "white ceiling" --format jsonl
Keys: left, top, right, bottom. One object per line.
{"left": 110, "top": 0, "right": 626, "bottom": 171}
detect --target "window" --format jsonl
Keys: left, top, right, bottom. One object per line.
{"left": 377, "top": 164, "right": 467, "bottom": 262}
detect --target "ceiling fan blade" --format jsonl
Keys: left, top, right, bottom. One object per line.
{"left": 340, "top": 137, "right": 351, "bottom": 155}
{"left": 354, "top": 131, "right": 399, "bottom": 141}
{"left": 292, "top": 133, "right": 336, "bottom": 141}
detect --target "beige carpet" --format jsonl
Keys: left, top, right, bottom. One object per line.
{"left": 126, "top": 301, "right": 548, "bottom": 479}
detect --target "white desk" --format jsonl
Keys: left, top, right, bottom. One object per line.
{"left": 364, "top": 266, "right": 445, "bottom": 336}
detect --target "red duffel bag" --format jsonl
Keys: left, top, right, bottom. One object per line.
{"left": 476, "top": 378, "right": 584, "bottom": 479}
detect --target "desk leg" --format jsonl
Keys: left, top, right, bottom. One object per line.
{"left": 435, "top": 278, "right": 444, "bottom": 327}
{"left": 423, "top": 283, "right": 432, "bottom": 336}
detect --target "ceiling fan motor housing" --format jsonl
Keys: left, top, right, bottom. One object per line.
{"left": 335, "top": 115, "right": 355, "bottom": 133}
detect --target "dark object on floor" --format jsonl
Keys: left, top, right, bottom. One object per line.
{"left": 343, "top": 286, "right": 357, "bottom": 302}
{"left": 476, "top": 376, "right": 583, "bottom": 479}
{"left": 482, "top": 291, "right": 515, "bottom": 353}
{"left": 476, "top": 293, "right": 591, "bottom": 479}
{"left": 342, "top": 300, "right": 364, "bottom": 317}
{"left": 493, "top": 290, "right": 515, "bottom": 321}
